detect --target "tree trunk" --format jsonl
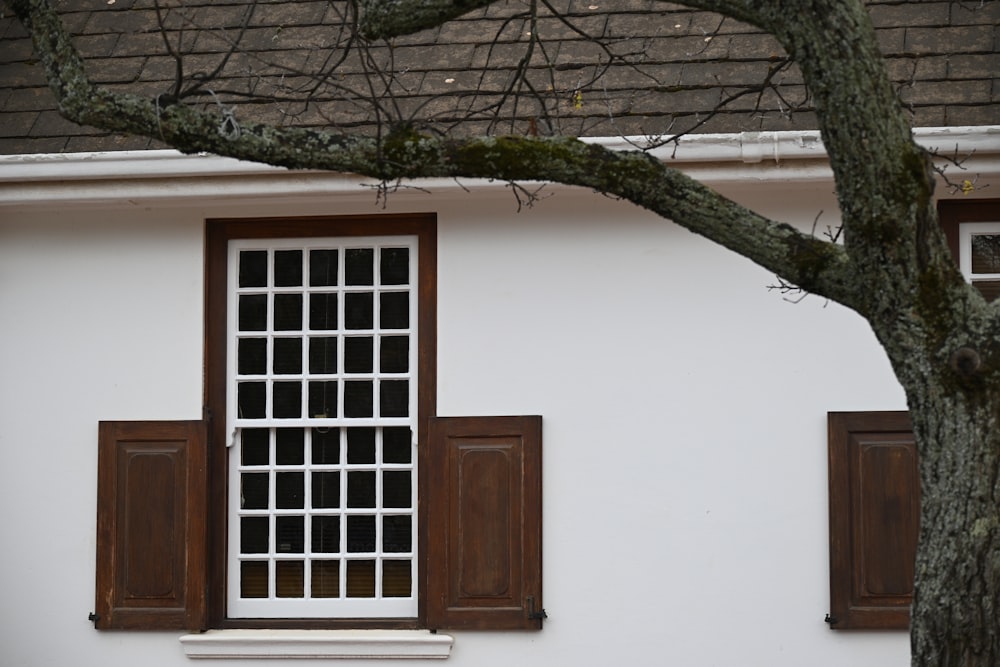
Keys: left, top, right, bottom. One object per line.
{"left": 907, "top": 387, "right": 1000, "bottom": 666}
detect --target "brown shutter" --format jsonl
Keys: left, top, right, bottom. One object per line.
{"left": 95, "top": 420, "right": 207, "bottom": 630}
{"left": 827, "top": 411, "right": 918, "bottom": 629}
{"left": 426, "top": 416, "right": 543, "bottom": 630}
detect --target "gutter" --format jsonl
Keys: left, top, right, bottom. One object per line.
{"left": 1, "top": 126, "right": 998, "bottom": 206}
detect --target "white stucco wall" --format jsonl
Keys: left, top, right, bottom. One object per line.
{"left": 0, "top": 158, "right": 954, "bottom": 666}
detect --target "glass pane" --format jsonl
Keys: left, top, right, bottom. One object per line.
{"left": 344, "top": 380, "right": 373, "bottom": 417}
{"left": 276, "top": 472, "right": 304, "bottom": 509}
{"left": 276, "top": 515, "right": 304, "bottom": 553}
{"left": 312, "top": 560, "right": 340, "bottom": 597}
{"left": 276, "top": 561, "right": 304, "bottom": 597}
{"left": 971, "top": 235, "right": 1000, "bottom": 274}
{"left": 241, "top": 473, "right": 268, "bottom": 509}
{"left": 346, "top": 560, "right": 375, "bottom": 598}
{"left": 238, "top": 382, "right": 266, "bottom": 419}
{"left": 344, "top": 336, "right": 374, "bottom": 373}
{"left": 383, "top": 471, "right": 411, "bottom": 508}
{"left": 345, "top": 248, "right": 374, "bottom": 285}
{"left": 382, "top": 560, "right": 412, "bottom": 597}
{"left": 309, "top": 337, "right": 337, "bottom": 374}
{"left": 345, "top": 293, "right": 373, "bottom": 329}
{"left": 241, "top": 429, "right": 270, "bottom": 465}
{"left": 347, "top": 428, "right": 375, "bottom": 463}
{"left": 380, "top": 248, "right": 409, "bottom": 285}
{"left": 275, "top": 428, "right": 304, "bottom": 465}
{"left": 311, "top": 428, "right": 340, "bottom": 463}
{"left": 383, "top": 515, "right": 412, "bottom": 552}
{"left": 382, "top": 428, "right": 411, "bottom": 463}
{"left": 238, "top": 294, "right": 267, "bottom": 331}
{"left": 347, "top": 472, "right": 376, "bottom": 509}
{"left": 240, "top": 517, "right": 269, "bottom": 554}
{"left": 347, "top": 516, "right": 376, "bottom": 553}
{"left": 312, "top": 516, "right": 340, "bottom": 553}
{"left": 239, "top": 251, "right": 267, "bottom": 288}
{"left": 312, "top": 471, "right": 340, "bottom": 508}
{"left": 380, "top": 292, "right": 409, "bottom": 329}
{"left": 379, "top": 336, "right": 408, "bottom": 373}
{"left": 274, "top": 249, "right": 303, "bottom": 287}
{"left": 272, "top": 381, "right": 302, "bottom": 418}
{"left": 273, "top": 294, "right": 303, "bottom": 331}
{"left": 238, "top": 338, "right": 267, "bottom": 375}
{"left": 240, "top": 561, "right": 268, "bottom": 598}
{"left": 973, "top": 279, "right": 1000, "bottom": 302}
{"left": 309, "top": 293, "right": 337, "bottom": 330}
{"left": 310, "top": 249, "right": 338, "bottom": 287}
{"left": 380, "top": 381, "right": 408, "bottom": 417}
{"left": 308, "top": 381, "right": 338, "bottom": 419}
{"left": 272, "top": 338, "right": 302, "bottom": 375}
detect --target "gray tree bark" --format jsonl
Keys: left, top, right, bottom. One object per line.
{"left": 6, "top": 0, "right": 999, "bottom": 663}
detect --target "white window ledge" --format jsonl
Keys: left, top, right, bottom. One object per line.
{"left": 179, "top": 629, "right": 453, "bottom": 659}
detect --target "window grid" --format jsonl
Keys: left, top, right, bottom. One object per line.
{"left": 226, "top": 237, "right": 418, "bottom": 619}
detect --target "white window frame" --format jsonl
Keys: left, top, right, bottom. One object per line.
{"left": 225, "top": 235, "right": 419, "bottom": 619}
{"left": 959, "top": 220, "right": 1000, "bottom": 284}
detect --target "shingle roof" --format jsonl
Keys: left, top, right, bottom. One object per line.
{"left": 1, "top": 0, "right": 997, "bottom": 155}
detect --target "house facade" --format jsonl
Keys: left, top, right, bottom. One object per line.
{"left": 1, "top": 1, "right": 998, "bottom": 665}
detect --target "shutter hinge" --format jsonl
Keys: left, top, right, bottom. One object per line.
{"left": 824, "top": 613, "right": 838, "bottom": 627}
{"left": 527, "top": 596, "right": 547, "bottom": 622}
{"left": 88, "top": 612, "right": 101, "bottom": 628}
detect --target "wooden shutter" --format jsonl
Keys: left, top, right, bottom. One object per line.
{"left": 827, "top": 411, "right": 918, "bottom": 629}
{"left": 426, "top": 416, "right": 543, "bottom": 630}
{"left": 95, "top": 420, "right": 207, "bottom": 630}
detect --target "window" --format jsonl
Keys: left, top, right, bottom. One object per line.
{"left": 94, "top": 213, "right": 544, "bottom": 635}
{"left": 939, "top": 199, "right": 1000, "bottom": 300}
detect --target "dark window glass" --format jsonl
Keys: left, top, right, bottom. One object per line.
{"left": 276, "top": 515, "right": 304, "bottom": 553}
{"left": 239, "top": 251, "right": 267, "bottom": 288}
{"left": 380, "top": 292, "right": 408, "bottom": 329}
{"left": 274, "top": 250, "right": 303, "bottom": 287}
{"left": 345, "top": 248, "right": 374, "bottom": 285}
{"left": 971, "top": 235, "right": 1000, "bottom": 274}
{"left": 272, "top": 381, "right": 302, "bottom": 418}
{"left": 380, "top": 248, "right": 409, "bottom": 285}
{"left": 312, "top": 560, "right": 340, "bottom": 597}
{"left": 309, "top": 337, "right": 337, "bottom": 374}
{"left": 309, "top": 249, "right": 338, "bottom": 287}
{"left": 275, "top": 428, "right": 304, "bottom": 465}
{"left": 347, "top": 428, "right": 375, "bottom": 463}
{"left": 240, "top": 561, "right": 268, "bottom": 597}
{"left": 346, "top": 560, "right": 375, "bottom": 597}
{"left": 240, "top": 517, "right": 269, "bottom": 553}
{"left": 382, "top": 560, "right": 411, "bottom": 597}
{"left": 276, "top": 561, "right": 304, "bottom": 597}
{"left": 241, "top": 429, "right": 270, "bottom": 465}
{"left": 346, "top": 515, "right": 376, "bottom": 552}
{"left": 383, "top": 471, "right": 411, "bottom": 508}
{"left": 382, "top": 428, "right": 411, "bottom": 463}
{"left": 308, "top": 381, "right": 337, "bottom": 419}
{"left": 380, "top": 380, "right": 409, "bottom": 417}
{"left": 241, "top": 473, "right": 269, "bottom": 509}
{"left": 312, "top": 516, "right": 340, "bottom": 553}
{"left": 309, "top": 293, "right": 337, "bottom": 331}
{"left": 238, "top": 382, "right": 266, "bottom": 419}
{"left": 238, "top": 338, "right": 267, "bottom": 375}
{"left": 312, "top": 471, "right": 340, "bottom": 508}
{"left": 272, "top": 338, "right": 302, "bottom": 375}
{"left": 345, "top": 293, "right": 373, "bottom": 329}
{"left": 273, "top": 294, "right": 303, "bottom": 331}
{"left": 347, "top": 471, "right": 376, "bottom": 508}
{"left": 344, "top": 380, "right": 373, "bottom": 418}
{"left": 383, "top": 516, "right": 412, "bottom": 552}
{"left": 311, "top": 428, "right": 340, "bottom": 463}
{"left": 379, "top": 336, "right": 408, "bottom": 373}
{"left": 238, "top": 294, "right": 267, "bottom": 331}
{"left": 276, "top": 472, "right": 304, "bottom": 509}
{"left": 344, "top": 337, "right": 374, "bottom": 373}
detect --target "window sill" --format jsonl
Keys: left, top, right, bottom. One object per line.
{"left": 179, "top": 629, "right": 454, "bottom": 659}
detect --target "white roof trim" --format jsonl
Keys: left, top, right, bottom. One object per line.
{"left": 1, "top": 126, "right": 998, "bottom": 206}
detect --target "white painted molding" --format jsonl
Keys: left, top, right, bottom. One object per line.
{"left": 178, "top": 630, "right": 453, "bottom": 659}
{"left": 1, "top": 126, "right": 997, "bottom": 206}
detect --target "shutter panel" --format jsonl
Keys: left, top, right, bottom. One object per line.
{"left": 827, "top": 411, "right": 918, "bottom": 629}
{"left": 95, "top": 420, "right": 207, "bottom": 630}
{"left": 427, "top": 416, "right": 543, "bottom": 630}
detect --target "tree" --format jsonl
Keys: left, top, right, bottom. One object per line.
{"left": 5, "top": 0, "right": 998, "bottom": 663}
